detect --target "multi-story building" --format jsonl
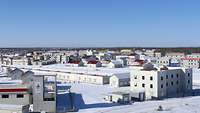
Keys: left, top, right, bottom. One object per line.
{"left": 130, "top": 63, "right": 192, "bottom": 100}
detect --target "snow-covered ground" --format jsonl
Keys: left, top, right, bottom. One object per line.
{"left": 60, "top": 69, "right": 200, "bottom": 113}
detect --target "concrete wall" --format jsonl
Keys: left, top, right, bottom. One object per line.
{"left": 110, "top": 76, "right": 130, "bottom": 87}
{"left": 33, "top": 75, "right": 56, "bottom": 113}
{"left": 0, "top": 93, "right": 30, "bottom": 105}
{"left": 55, "top": 72, "right": 109, "bottom": 85}
{"left": 130, "top": 69, "right": 192, "bottom": 100}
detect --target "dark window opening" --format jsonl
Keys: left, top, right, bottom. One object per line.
{"left": 150, "top": 84, "right": 153, "bottom": 88}
{"left": 150, "top": 76, "right": 153, "bottom": 80}
{"left": 142, "top": 83, "right": 145, "bottom": 88}
{"left": 142, "top": 76, "right": 145, "bottom": 80}
{"left": 17, "top": 94, "right": 24, "bottom": 98}
{"left": 166, "top": 75, "right": 168, "bottom": 79}
{"left": 171, "top": 74, "right": 173, "bottom": 78}
{"left": 2, "top": 94, "right": 9, "bottom": 98}
{"left": 161, "top": 84, "right": 163, "bottom": 88}
{"left": 161, "top": 76, "right": 163, "bottom": 80}
{"left": 176, "top": 81, "right": 179, "bottom": 85}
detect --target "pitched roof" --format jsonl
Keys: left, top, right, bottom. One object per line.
{"left": 87, "top": 60, "right": 100, "bottom": 64}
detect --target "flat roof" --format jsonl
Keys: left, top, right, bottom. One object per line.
{"left": 6, "top": 64, "right": 131, "bottom": 77}
{"left": 0, "top": 104, "right": 28, "bottom": 110}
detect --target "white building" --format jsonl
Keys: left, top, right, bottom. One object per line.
{"left": 154, "top": 52, "right": 162, "bottom": 58}
{"left": 156, "top": 57, "right": 170, "bottom": 67}
{"left": 180, "top": 53, "right": 200, "bottom": 68}
{"left": 108, "top": 60, "right": 123, "bottom": 68}
{"left": 181, "top": 57, "right": 200, "bottom": 68}
{"left": 0, "top": 104, "right": 29, "bottom": 113}
{"left": 165, "top": 52, "right": 185, "bottom": 59}
{"left": 130, "top": 63, "right": 192, "bottom": 100}
{"left": 109, "top": 73, "right": 130, "bottom": 87}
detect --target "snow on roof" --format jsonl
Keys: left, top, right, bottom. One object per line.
{"left": 112, "top": 73, "right": 130, "bottom": 79}
{"left": 109, "top": 60, "right": 122, "bottom": 65}
{"left": 10, "top": 64, "right": 131, "bottom": 77}
{"left": 0, "top": 104, "right": 26, "bottom": 110}
{"left": 0, "top": 78, "right": 23, "bottom": 85}
{"left": 181, "top": 57, "right": 200, "bottom": 61}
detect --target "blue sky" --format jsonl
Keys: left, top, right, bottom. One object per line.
{"left": 0, "top": 0, "right": 200, "bottom": 47}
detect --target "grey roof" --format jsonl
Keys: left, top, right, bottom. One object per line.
{"left": 112, "top": 73, "right": 130, "bottom": 79}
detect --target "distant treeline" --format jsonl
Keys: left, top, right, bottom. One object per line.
{"left": 0, "top": 47, "right": 199, "bottom": 55}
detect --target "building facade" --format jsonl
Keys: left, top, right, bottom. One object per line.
{"left": 130, "top": 67, "right": 192, "bottom": 100}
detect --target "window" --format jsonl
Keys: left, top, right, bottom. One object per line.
{"left": 2, "top": 94, "right": 9, "bottom": 98}
{"left": 161, "top": 84, "right": 163, "bottom": 88}
{"left": 142, "top": 76, "right": 145, "bottom": 80}
{"left": 150, "top": 84, "right": 153, "bottom": 88}
{"left": 166, "top": 82, "right": 168, "bottom": 86}
{"left": 150, "top": 76, "right": 153, "bottom": 80}
{"left": 161, "top": 76, "right": 163, "bottom": 81}
{"left": 17, "top": 94, "right": 24, "bottom": 98}
{"left": 176, "top": 81, "right": 179, "bottom": 85}
{"left": 171, "top": 74, "right": 173, "bottom": 78}
{"left": 134, "top": 83, "right": 137, "bottom": 87}
{"left": 134, "top": 76, "right": 137, "bottom": 79}
{"left": 166, "top": 75, "right": 168, "bottom": 79}
{"left": 176, "top": 74, "right": 179, "bottom": 78}
{"left": 142, "top": 83, "right": 145, "bottom": 88}
{"left": 171, "top": 82, "right": 173, "bottom": 86}
{"left": 188, "top": 73, "right": 190, "bottom": 77}
{"left": 188, "top": 80, "right": 190, "bottom": 84}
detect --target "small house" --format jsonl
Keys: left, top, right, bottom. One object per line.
{"left": 108, "top": 60, "right": 123, "bottom": 68}
{"left": 104, "top": 91, "right": 130, "bottom": 104}
{"left": 87, "top": 60, "right": 102, "bottom": 68}
{"left": 110, "top": 73, "right": 130, "bottom": 87}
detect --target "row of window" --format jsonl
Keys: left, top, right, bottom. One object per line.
{"left": 188, "top": 63, "right": 198, "bottom": 65}
{"left": 157, "top": 61, "right": 169, "bottom": 64}
{"left": 136, "top": 74, "right": 180, "bottom": 81}
{"left": 161, "top": 74, "right": 179, "bottom": 80}
{"left": 1, "top": 94, "right": 24, "bottom": 99}
{"left": 135, "top": 80, "right": 190, "bottom": 89}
